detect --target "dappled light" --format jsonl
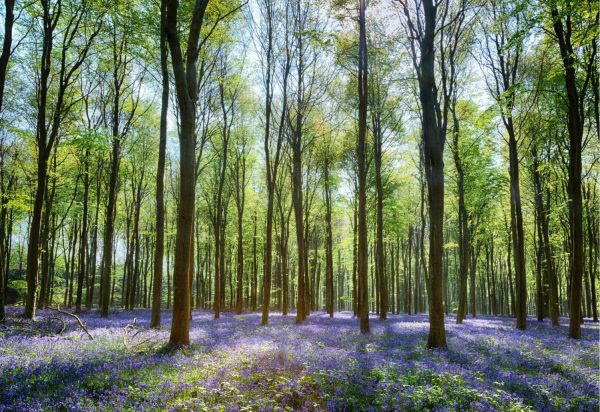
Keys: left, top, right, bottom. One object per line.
{"left": 0, "top": 0, "right": 597, "bottom": 409}
{"left": 1, "top": 307, "right": 598, "bottom": 410}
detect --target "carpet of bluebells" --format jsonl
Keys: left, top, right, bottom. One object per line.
{"left": 0, "top": 306, "right": 598, "bottom": 411}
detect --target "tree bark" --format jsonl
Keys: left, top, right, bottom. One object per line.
{"left": 324, "top": 157, "right": 334, "bottom": 317}
{"left": 165, "top": 0, "right": 212, "bottom": 346}
{"left": 452, "top": 113, "right": 470, "bottom": 324}
{"left": 373, "top": 102, "right": 387, "bottom": 321}
{"left": 507, "top": 123, "right": 527, "bottom": 330}
{"left": 550, "top": 5, "right": 595, "bottom": 339}
{"left": 151, "top": 0, "right": 169, "bottom": 328}
{"left": 415, "top": 0, "right": 447, "bottom": 348}
{"left": 357, "top": 0, "right": 370, "bottom": 334}
{"left": 75, "top": 151, "right": 90, "bottom": 312}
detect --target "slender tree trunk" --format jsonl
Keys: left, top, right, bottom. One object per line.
{"left": 507, "top": 123, "right": 527, "bottom": 330}
{"left": 38, "top": 159, "right": 56, "bottom": 310}
{"left": 67, "top": 221, "right": 78, "bottom": 308}
{"left": 471, "top": 244, "right": 478, "bottom": 317}
{"left": 324, "top": 158, "right": 334, "bottom": 317}
{"left": 0, "top": 0, "right": 14, "bottom": 113}
{"left": 291, "top": 0, "right": 307, "bottom": 323}
{"left": 26, "top": 17, "right": 55, "bottom": 315}
{"left": 76, "top": 152, "right": 90, "bottom": 312}
{"left": 260, "top": 0, "right": 282, "bottom": 325}
{"left": 357, "top": 0, "right": 369, "bottom": 333}
{"left": 373, "top": 114, "right": 387, "bottom": 321}
{"left": 584, "top": 184, "right": 598, "bottom": 322}
{"left": 352, "top": 201, "right": 358, "bottom": 316}
{"left": 100, "top": 133, "right": 120, "bottom": 317}
{"left": 235, "top": 208, "right": 244, "bottom": 314}
{"left": 452, "top": 116, "right": 470, "bottom": 324}
{"left": 0, "top": 0, "right": 14, "bottom": 321}
{"left": 407, "top": 227, "right": 413, "bottom": 315}
{"left": 25, "top": 154, "right": 48, "bottom": 319}
{"left": 252, "top": 214, "right": 257, "bottom": 311}
{"left": 86, "top": 162, "right": 102, "bottom": 309}
{"left": 151, "top": 0, "right": 169, "bottom": 328}
{"left": 550, "top": 6, "right": 592, "bottom": 339}
{"left": 26, "top": 0, "right": 98, "bottom": 318}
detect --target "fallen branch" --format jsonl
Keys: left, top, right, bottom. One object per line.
{"left": 47, "top": 316, "right": 66, "bottom": 335}
{"left": 47, "top": 306, "right": 93, "bottom": 340}
{"left": 122, "top": 318, "right": 161, "bottom": 352}
{"left": 123, "top": 318, "right": 138, "bottom": 347}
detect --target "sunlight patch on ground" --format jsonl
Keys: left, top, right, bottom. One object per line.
{"left": 0, "top": 307, "right": 598, "bottom": 411}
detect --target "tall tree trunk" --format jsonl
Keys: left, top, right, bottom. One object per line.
{"left": 452, "top": 115, "right": 470, "bottom": 324}
{"left": 357, "top": 0, "right": 369, "bottom": 334}
{"left": 507, "top": 123, "right": 527, "bottom": 330}
{"left": 25, "top": 4, "right": 55, "bottom": 318}
{"left": 324, "top": 158, "right": 334, "bottom": 317}
{"left": 38, "top": 157, "right": 56, "bottom": 310}
{"left": 25, "top": 0, "right": 98, "bottom": 319}
{"left": 406, "top": 227, "right": 413, "bottom": 314}
{"left": 25, "top": 150, "right": 49, "bottom": 317}
{"left": 67, "top": 221, "right": 78, "bottom": 308}
{"left": 532, "top": 145, "right": 545, "bottom": 322}
{"left": 151, "top": 0, "right": 169, "bottom": 328}
{"left": 584, "top": 183, "right": 598, "bottom": 322}
{"left": 373, "top": 112, "right": 387, "bottom": 321}
{"left": 420, "top": 0, "right": 449, "bottom": 342}
{"left": 352, "top": 200, "right": 358, "bottom": 316}
{"left": 0, "top": 0, "right": 14, "bottom": 321}
{"left": 0, "top": 0, "right": 14, "bottom": 113}
{"left": 86, "top": 161, "right": 102, "bottom": 309}
{"left": 235, "top": 208, "right": 244, "bottom": 314}
{"left": 292, "top": 0, "right": 307, "bottom": 323}
{"left": 550, "top": 6, "right": 594, "bottom": 339}
{"left": 76, "top": 152, "right": 90, "bottom": 312}
{"left": 128, "top": 174, "right": 143, "bottom": 310}
{"left": 252, "top": 214, "right": 257, "bottom": 311}
{"left": 260, "top": 0, "right": 284, "bottom": 325}
{"left": 100, "top": 126, "right": 121, "bottom": 316}
{"left": 165, "top": 0, "right": 212, "bottom": 346}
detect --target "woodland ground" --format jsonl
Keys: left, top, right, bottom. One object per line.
{"left": 0, "top": 307, "right": 598, "bottom": 412}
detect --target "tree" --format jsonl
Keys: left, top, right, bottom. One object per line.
{"left": 151, "top": 0, "right": 169, "bottom": 329}
{"left": 446, "top": 33, "right": 473, "bottom": 325}
{"left": 25, "top": 0, "right": 100, "bottom": 319}
{"left": 257, "top": 0, "right": 290, "bottom": 325}
{"left": 100, "top": 9, "right": 143, "bottom": 317}
{"left": 212, "top": 49, "right": 239, "bottom": 319}
{"left": 356, "top": 0, "right": 369, "bottom": 334}
{"left": 0, "top": 0, "right": 15, "bottom": 322}
{"left": 231, "top": 120, "right": 250, "bottom": 314}
{"left": 478, "top": 0, "right": 528, "bottom": 330}
{"left": 451, "top": 107, "right": 471, "bottom": 324}
{"left": 0, "top": 0, "right": 14, "bottom": 112}
{"left": 289, "top": 0, "right": 308, "bottom": 324}
{"left": 545, "top": 0, "right": 598, "bottom": 338}
{"left": 164, "top": 0, "right": 207, "bottom": 346}
{"left": 165, "top": 0, "right": 243, "bottom": 345}
{"left": 322, "top": 135, "right": 335, "bottom": 318}
{"left": 368, "top": 35, "right": 401, "bottom": 321}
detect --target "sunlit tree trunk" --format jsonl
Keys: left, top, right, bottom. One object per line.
{"left": 357, "top": 0, "right": 369, "bottom": 334}
{"left": 151, "top": 0, "right": 169, "bottom": 328}
{"left": 549, "top": 4, "right": 596, "bottom": 339}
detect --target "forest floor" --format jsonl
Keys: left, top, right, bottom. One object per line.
{"left": 0, "top": 306, "right": 598, "bottom": 411}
